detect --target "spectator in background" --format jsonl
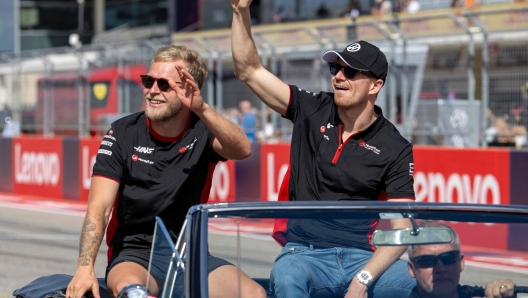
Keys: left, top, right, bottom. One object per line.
{"left": 316, "top": 3, "right": 331, "bottom": 19}
{"left": 239, "top": 100, "right": 257, "bottom": 142}
{"left": 2, "top": 113, "right": 21, "bottom": 138}
{"left": 394, "top": 0, "right": 407, "bottom": 13}
{"left": 342, "top": 1, "right": 360, "bottom": 20}
{"left": 371, "top": 0, "right": 392, "bottom": 19}
{"left": 343, "top": 1, "right": 360, "bottom": 41}
{"left": 273, "top": 6, "right": 289, "bottom": 23}
{"left": 223, "top": 107, "right": 241, "bottom": 125}
{"left": 451, "top": 0, "right": 463, "bottom": 8}
{"left": 464, "top": 0, "right": 481, "bottom": 9}
{"left": 406, "top": 0, "right": 421, "bottom": 13}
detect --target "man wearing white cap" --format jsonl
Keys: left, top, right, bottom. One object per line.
{"left": 231, "top": 0, "right": 416, "bottom": 297}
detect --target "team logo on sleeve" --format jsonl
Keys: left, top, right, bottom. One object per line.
{"left": 109, "top": 130, "right": 114, "bottom": 135}
{"left": 179, "top": 137, "right": 198, "bottom": 154}
{"left": 104, "top": 134, "right": 116, "bottom": 141}
{"left": 101, "top": 140, "right": 113, "bottom": 147}
{"left": 98, "top": 149, "right": 112, "bottom": 156}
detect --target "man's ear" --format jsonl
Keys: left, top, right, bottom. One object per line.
{"left": 460, "top": 254, "right": 465, "bottom": 272}
{"left": 369, "top": 79, "right": 384, "bottom": 95}
{"left": 407, "top": 261, "right": 416, "bottom": 278}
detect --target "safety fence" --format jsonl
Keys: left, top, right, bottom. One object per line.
{"left": 0, "top": 2, "right": 527, "bottom": 148}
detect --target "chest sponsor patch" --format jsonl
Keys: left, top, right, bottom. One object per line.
{"left": 358, "top": 139, "right": 380, "bottom": 155}
{"left": 179, "top": 137, "right": 198, "bottom": 154}
{"left": 134, "top": 146, "right": 154, "bottom": 154}
{"left": 131, "top": 154, "right": 154, "bottom": 164}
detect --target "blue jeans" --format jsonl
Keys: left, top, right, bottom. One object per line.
{"left": 269, "top": 242, "right": 416, "bottom": 298}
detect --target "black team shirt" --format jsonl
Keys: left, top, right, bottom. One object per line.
{"left": 281, "top": 85, "right": 415, "bottom": 251}
{"left": 92, "top": 111, "right": 222, "bottom": 260}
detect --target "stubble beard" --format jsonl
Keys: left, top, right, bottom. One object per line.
{"left": 144, "top": 96, "right": 183, "bottom": 122}
{"left": 334, "top": 92, "right": 369, "bottom": 110}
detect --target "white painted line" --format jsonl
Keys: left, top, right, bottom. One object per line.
{"left": 0, "top": 200, "right": 86, "bottom": 216}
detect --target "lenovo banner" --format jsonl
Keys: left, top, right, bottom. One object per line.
{"left": 260, "top": 143, "right": 290, "bottom": 202}
{"left": 12, "top": 137, "right": 64, "bottom": 199}
{"left": 208, "top": 160, "right": 236, "bottom": 203}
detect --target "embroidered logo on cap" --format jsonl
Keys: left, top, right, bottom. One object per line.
{"left": 347, "top": 43, "right": 361, "bottom": 52}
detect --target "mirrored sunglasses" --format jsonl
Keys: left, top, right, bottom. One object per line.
{"left": 411, "top": 250, "right": 461, "bottom": 268}
{"left": 140, "top": 75, "right": 171, "bottom": 92}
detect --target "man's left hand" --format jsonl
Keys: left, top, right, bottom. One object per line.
{"left": 344, "top": 276, "right": 368, "bottom": 298}
{"left": 485, "top": 279, "right": 516, "bottom": 298}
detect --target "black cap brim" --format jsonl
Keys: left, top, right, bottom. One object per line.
{"left": 322, "top": 51, "right": 370, "bottom": 72}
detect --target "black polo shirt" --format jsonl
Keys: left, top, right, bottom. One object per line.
{"left": 92, "top": 111, "right": 222, "bottom": 258}
{"left": 283, "top": 85, "right": 415, "bottom": 250}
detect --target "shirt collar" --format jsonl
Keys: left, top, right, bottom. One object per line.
{"left": 330, "top": 105, "right": 386, "bottom": 141}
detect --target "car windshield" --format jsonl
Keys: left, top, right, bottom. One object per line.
{"left": 151, "top": 202, "right": 528, "bottom": 298}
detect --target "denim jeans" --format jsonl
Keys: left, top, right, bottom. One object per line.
{"left": 269, "top": 242, "right": 416, "bottom": 298}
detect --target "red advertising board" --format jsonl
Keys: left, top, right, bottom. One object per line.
{"left": 260, "top": 143, "right": 290, "bottom": 201}
{"left": 413, "top": 146, "right": 511, "bottom": 250}
{"left": 208, "top": 160, "right": 236, "bottom": 203}
{"left": 79, "top": 138, "right": 101, "bottom": 202}
{"left": 413, "top": 146, "right": 510, "bottom": 205}
{"left": 12, "top": 136, "right": 64, "bottom": 199}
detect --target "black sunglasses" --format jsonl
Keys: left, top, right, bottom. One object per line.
{"left": 140, "top": 75, "right": 171, "bottom": 92}
{"left": 411, "top": 250, "right": 461, "bottom": 268}
{"left": 328, "top": 62, "right": 373, "bottom": 79}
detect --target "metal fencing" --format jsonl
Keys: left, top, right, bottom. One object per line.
{"left": 0, "top": 3, "right": 527, "bottom": 148}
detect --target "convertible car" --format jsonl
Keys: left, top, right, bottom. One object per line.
{"left": 142, "top": 201, "right": 528, "bottom": 298}
{"left": 14, "top": 201, "right": 528, "bottom": 298}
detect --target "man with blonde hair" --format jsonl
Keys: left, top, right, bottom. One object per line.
{"left": 66, "top": 45, "right": 266, "bottom": 298}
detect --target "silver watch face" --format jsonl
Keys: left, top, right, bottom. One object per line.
{"left": 358, "top": 271, "right": 372, "bottom": 285}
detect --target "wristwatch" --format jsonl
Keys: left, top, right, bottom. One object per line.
{"left": 356, "top": 270, "right": 373, "bottom": 287}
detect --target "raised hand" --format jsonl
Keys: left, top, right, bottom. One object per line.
{"left": 232, "top": 0, "right": 253, "bottom": 11}
{"left": 170, "top": 66, "right": 206, "bottom": 113}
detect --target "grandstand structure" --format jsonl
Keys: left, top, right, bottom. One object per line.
{"left": 0, "top": 1, "right": 527, "bottom": 148}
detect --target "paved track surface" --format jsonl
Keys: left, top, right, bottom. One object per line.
{"left": 2, "top": 200, "right": 528, "bottom": 297}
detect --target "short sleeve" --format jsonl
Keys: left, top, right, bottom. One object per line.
{"left": 92, "top": 127, "right": 125, "bottom": 182}
{"left": 385, "top": 143, "right": 415, "bottom": 199}
{"left": 286, "top": 85, "right": 332, "bottom": 124}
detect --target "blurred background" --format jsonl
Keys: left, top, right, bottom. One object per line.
{"left": 0, "top": 0, "right": 527, "bottom": 148}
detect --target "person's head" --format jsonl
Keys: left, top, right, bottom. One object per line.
{"left": 143, "top": 45, "right": 207, "bottom": 122}
{"left": 239, "top": 100, "right": 252, "bottom": 114}
{"left": 322, "top": 41, "right": 387, "bottom": 109}
{"left": 407, "top": 221, "right": 464, "bottom": 298}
